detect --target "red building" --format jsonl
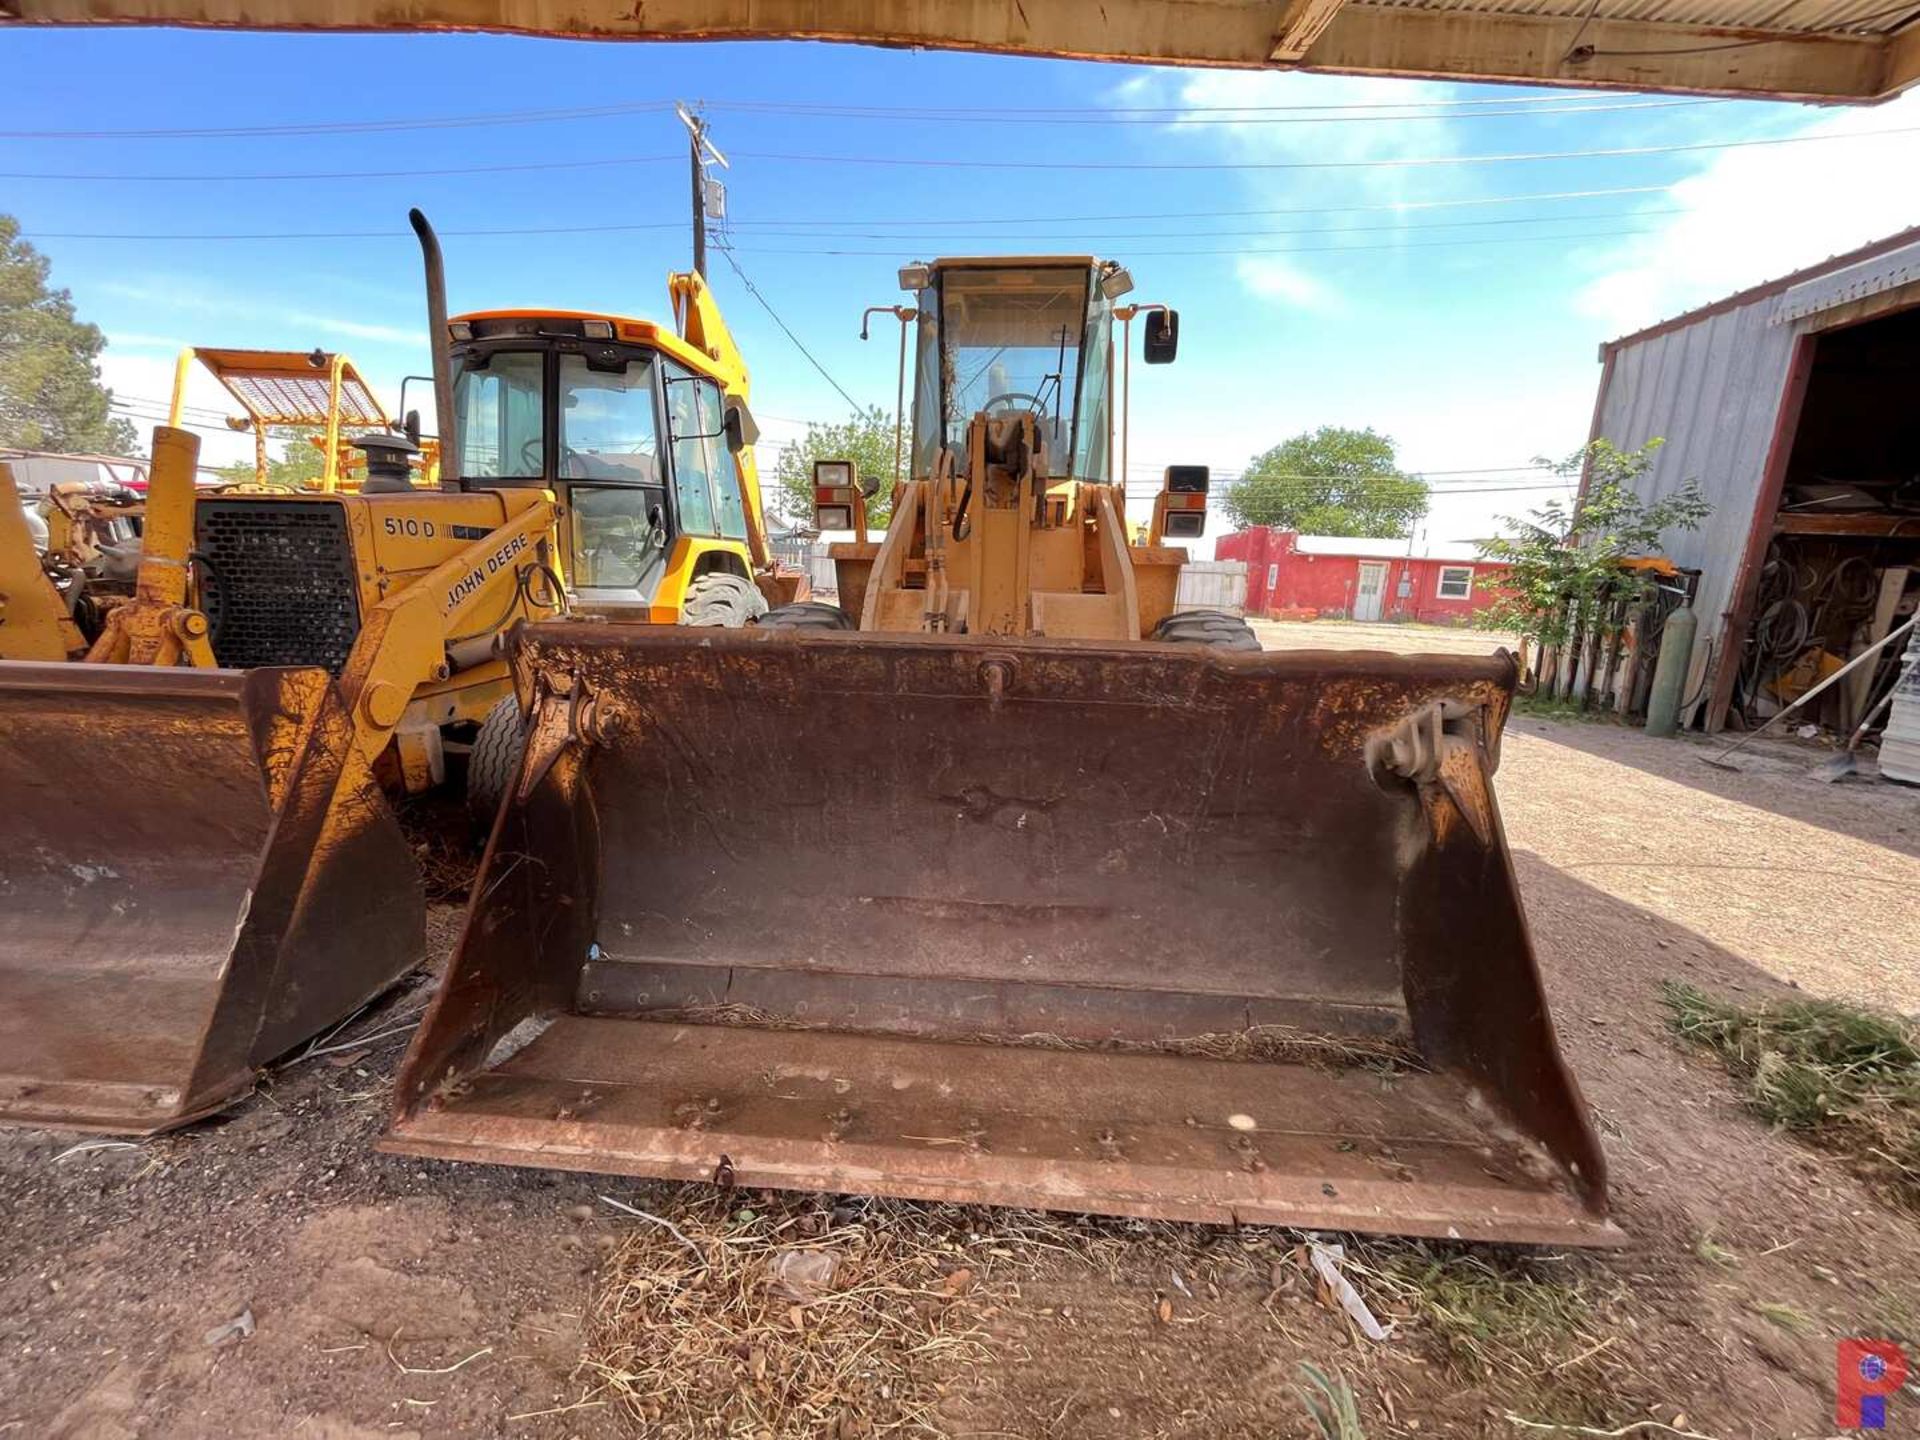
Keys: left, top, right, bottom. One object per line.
{"left": 1215, "top": 528, "right": 1505, "bottom": 625}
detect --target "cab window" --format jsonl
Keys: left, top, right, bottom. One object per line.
{"left": 569, "top": 485, "right": 667, "bottom": 594}
{"left": 452, "top": 351, "right": 544, "bottom": 479}
{"left": 558, "top": 353, "right": 660, "bottom": 483}
{"left": 664, "top": 365, "right": 725, "bottom": 537}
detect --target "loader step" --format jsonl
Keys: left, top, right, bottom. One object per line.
{"left": 383, "top": 1017, "right": 1622, "bottom": 1246}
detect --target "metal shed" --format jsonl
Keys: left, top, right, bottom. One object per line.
{"left": 1587, "top": 226, "right": 1920, "bottom": 734}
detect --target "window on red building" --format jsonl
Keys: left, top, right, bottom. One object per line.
{"left": 1436, "top": 565, "right": 1474, "bottom": 600}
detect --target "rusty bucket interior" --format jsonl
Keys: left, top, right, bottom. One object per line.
{"left": 0, "top": 662, "right": 423, "bottom": 1132}
{"left": 386, "top": 622, "right": 1617, "bottom": 1245}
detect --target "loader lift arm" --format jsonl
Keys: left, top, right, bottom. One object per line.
{"left": 333, "top": 496, "right": 558, "bottom": 772}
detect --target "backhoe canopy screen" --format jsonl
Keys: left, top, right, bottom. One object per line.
{"left": 932, "top": 266, "right": 1090, "bottom": 471}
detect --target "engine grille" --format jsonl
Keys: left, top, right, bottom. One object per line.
{"left": 196, "top": 500, "right": 362, "bottom": 674}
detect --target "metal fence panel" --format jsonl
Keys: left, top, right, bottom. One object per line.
{"left": 1174, "top": 561, "right": 1248, "bottom": 616}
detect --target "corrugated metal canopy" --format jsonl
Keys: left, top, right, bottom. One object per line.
{"left": 8, "top": 0, "right": 1919, "bottom": 101}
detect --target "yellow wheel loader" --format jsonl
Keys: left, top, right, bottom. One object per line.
{"left": 386, "top": 255, "right": 1615, "bottom": 1245}
{"left": 0, "top": 211, "right": 787, "bottom": 1134}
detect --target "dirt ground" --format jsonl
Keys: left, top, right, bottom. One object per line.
{"left": 4, "top": 624, "right": 1917, "bottom": 1440}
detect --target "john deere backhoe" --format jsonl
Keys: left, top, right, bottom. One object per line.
{"left": 0, "top": 212, "right": 788, "bottom": 1133}
{"left": 383, "top": 254, "right": 1613, "bottom": 1245}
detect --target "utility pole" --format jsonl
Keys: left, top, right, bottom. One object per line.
{"left": 675, "top": 103, "right": 729, "bottom": 279}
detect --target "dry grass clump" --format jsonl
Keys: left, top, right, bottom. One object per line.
{"left": 583, "top": 1194, "right": 1025, "bottom": 1439}
{"left": 651, "top": 1004, "right": 1421, "bottom": 1073}
{"left": 1662, "top": 980, "right": 1920, "bottom": 1205}
{"left": 1340, "top": 1241, "right": 1625, "bottom": 1427}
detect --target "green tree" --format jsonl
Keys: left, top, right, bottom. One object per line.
{"left": 772, "top": 406, "right": 899, "bottom": 529}
{"left": 0, "top": 215, "right": 138, "bottom": 455}
{"left": 216, "top": 427, "right": 328, "bottom": 490}
{"left": 1475, "top": 438, "right": 1710, "bottom": 648}
{"left": 1221, "top": 425, "right": 1429, "bottom": 538}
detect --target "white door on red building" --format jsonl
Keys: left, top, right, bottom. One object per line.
{"left": 1354, "top": 561, "right": 1388, "bottom": 621}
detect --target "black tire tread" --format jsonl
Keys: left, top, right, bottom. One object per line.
{"left": 1151, "top": 608, "right": 1261, "bottom": 652}
{"left": 679, "top": 572, "right": 769, "bottom": 628}
{"left": 755, "top": 602, "right": 857, "bottom": 632}
{"left": 466, "top": 693, "right": 524, "bottom": 821}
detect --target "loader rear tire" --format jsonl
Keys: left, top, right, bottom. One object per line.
{"left": 467, "top": 694, "right": 525, "bottom": 823}
{"left": 680, "top": 572, "right": 769, "bottom": 628}
{"left": 754, "top": 602, "right": 856, "bottom": 631}
{"left": 1151, "top": 609, "right": 1261, "bottom": 652}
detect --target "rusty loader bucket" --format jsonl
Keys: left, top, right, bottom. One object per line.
{"left": 386, "top": 622, "right": 1616, "bottom": 1245}
{"left": 0, "top": 663, "right": 423, "bottom": 1132}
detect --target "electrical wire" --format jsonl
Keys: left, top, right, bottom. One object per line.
{"left": 726, "top": 123, "right": 1920, "bottom": 173}
{"left": 0, "top": 92, "right": 1729, "bottom": 142}
{"left": 11, "top": 122, "right": 1920, "bottom": 184}
{"left": 725, "top": 225, "right": 1661, "bottom": 258}
{"left": 2, "top": 154, "right": 677, "bottom": 183}
{"left": 20, "top": 185, "right": 1681, "bottom": 244}
{"left": 23, "top": 206, "right": 1681, "bottom": 246}
{"left": 712, "top": 243, "right": 866, "bottom": 414}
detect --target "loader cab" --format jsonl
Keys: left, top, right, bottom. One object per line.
{"left": 906, "top": 256, "right": 1129, "bottom": 486}
{"left": 446, "top": 311, "right": 753, "bottom": 609}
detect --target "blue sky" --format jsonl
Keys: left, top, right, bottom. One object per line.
{"left": 7, "top": 27, "right": 1920, "bottom": 548}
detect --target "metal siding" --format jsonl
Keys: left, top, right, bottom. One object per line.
{"left": 1591, "top": 297, "right": 1800, "bottom": 666}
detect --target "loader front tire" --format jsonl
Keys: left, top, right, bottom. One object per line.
{"left": 467, "top": 694, "right": 525, "bottom": 822}
{"left": 754, "top": 602, "right": 856, "bottom": 631}
{"left": 680, "top": 572, "right": 769, "bottom": 628}
{"left": 1151, "top": 609, "right": 1261, "bottom": 652}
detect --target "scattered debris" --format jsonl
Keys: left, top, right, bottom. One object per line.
{"left": 584, "top": 1195, "right": 1008, "bottom": 1439}
{"left": 385, "top": 1331, "right": 494, "bottom": 1376}
{"left": 203, "top": 1307, "right": 255, "bottom": 1349}
{"left": 1307, "top": 1241, "right": 1391, "bottom": 1342}
{"left": 51, "top": 1141, "right": 138, "bottom": 1164}
{"left": 768, "top": 1248, "right": 839, "bottom": 1303}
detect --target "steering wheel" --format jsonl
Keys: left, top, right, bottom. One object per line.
{"left": 982, "top": 391, "right": 1043, "bottom": 415}
{"left": 518, "top": 437, "right": 544, "bottom": 474}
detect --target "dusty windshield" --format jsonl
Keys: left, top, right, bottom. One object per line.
{"left": 559, "top": 353, "right": 660, "bottom": 483}
{"left": 939, "top": 267, "right": 1087, "bottom": 466}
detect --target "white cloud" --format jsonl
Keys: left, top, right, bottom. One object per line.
{"left": 1234, "top": 254, "right": 1332, "bottom": 310}
{"left": 93, "top": 277, "right": 423, "bottom": 350}
{"left": 1575, "top": 89, "right": 1920, "bottom": 337}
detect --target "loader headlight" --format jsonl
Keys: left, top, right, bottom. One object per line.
{"left": 815, "top": 503, "right": 854, "bottom": 531}
{"left": 582, "top": 320, "right": 615, "bottom": 340}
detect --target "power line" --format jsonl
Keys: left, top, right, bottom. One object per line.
{"left": 2, "top": 154, "right": 677, "bottom": 183}
{"left": 702, "top": 206, "right": 1685, "bottom": 245}
{"left": 728, "top": 122, "right": 1920, "bottom": 173}
{"left": 692, "top": 97, "right": 1718, "bottom": 127}
{"left": 0, "top": 93, "right": 1720, "bottom": 142}
{"left": 15, "top": 185, "right": 1685, "bottom": 243}
{"left": 712, "top": 243, "right": 867, "bottom": 415}
{"left": 726, "top": 225, "right": 1661, "bottom": 259}
{"left": 10, "top": 121, "right": 1920, "bottom": 184}
{"left": 705, "top": 94, "right": 1721, "bottom": 118}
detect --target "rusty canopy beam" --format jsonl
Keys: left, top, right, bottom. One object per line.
{"left": 5, "top": 0, "right": 1915, "bottom": 102}
{"left": 1271, "top": 0, "right": 1349, "bottom": 62}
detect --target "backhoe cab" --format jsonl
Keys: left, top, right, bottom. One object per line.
{"left": 445, "top": 298, "right": 775, "bottom": 626}
{"left": 825, "top": 256, "right": 1200, "bottom": 638}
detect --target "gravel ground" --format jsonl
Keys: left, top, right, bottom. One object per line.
{"left": 2, "top": 626, "right": 1916, "bottom": 1439}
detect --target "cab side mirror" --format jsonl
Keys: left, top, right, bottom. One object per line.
{"left": 403, "top": 409, "right": 422, "bottom": 447}
{"left": 723, "top": 397, "right": 760, "bottom": 453}
{"left": 1144, "top": 309, "right": 1179, "bottom": 365}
